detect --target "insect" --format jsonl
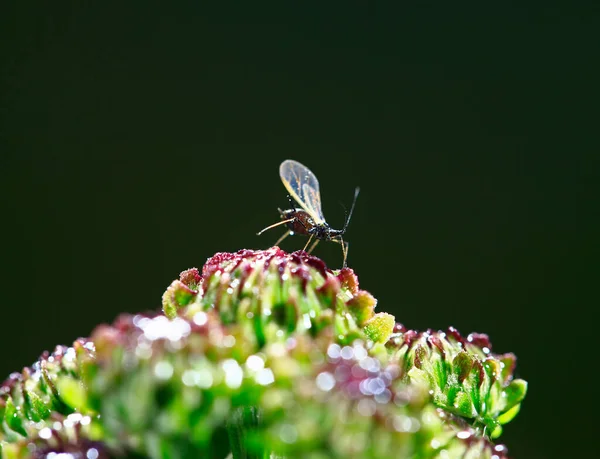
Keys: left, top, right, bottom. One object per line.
{"left": 257, "top": 159, "right": 360, "bottom": 267}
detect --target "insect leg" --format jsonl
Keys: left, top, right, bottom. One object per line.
{"left": 307, "top": 238, "right": 320, "bottom": 254}
{"left": 257, "top": 218, "right": 295, "bottom": 236}
{"left": 302, "top": 234, "right": 314, "bottom": 252}
{"left": 333, "top": 237, "right": 349, "bottom": 268}
{"left": 274, "top": 230, "right": 292, "bottom": 247}
{"left": 343, "top": 240, "right": 349, "bottom": 268}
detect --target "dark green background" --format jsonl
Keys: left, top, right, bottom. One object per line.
{"left": 1, "top": 3, "right": 595, "bottom": 458}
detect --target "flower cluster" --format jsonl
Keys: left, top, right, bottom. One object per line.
{"left": 0, "top": 248, "right": 526, "bottom": 458}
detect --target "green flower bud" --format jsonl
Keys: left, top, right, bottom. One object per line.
{"left": 364, "top": 313, "right": 395, "bottom": 343}
{"left": 389, "top": 326, "right": 527, "bottom": 437}
{"left": 162, "top": 268, "right": 202, "bottom": 319}
{"left": 0, "top": 341, "right": 99, "bottom": 457}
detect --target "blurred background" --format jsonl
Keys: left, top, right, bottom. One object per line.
{"left": 1, "top": 2, "right": 595, "bottom": 458}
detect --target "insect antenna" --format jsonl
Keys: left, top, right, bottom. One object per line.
{"left": 257, "top": 218, "right": 295, "bottom": 236}
{"left": 342, "top": 187, "right": 360, "bottom": 233}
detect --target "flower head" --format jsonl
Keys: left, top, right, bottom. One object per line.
{"left": 1, "top": 248, "right": 526, "bottom": 458}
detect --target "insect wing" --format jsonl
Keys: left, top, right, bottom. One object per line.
{"left": 302, "top": 183, "right": 324, "bottom": 222}
{"left": 279, "top": 160, "right": 326, "bottom": 224}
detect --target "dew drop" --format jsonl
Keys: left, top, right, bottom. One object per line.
{"left": 223, "top": 335, "right": 236, "bottom": 347}
{"left": 197, "top": 369, "right": 214, "bottom": 388}
{"left": 366, "top": 377, "right": 386, "bottom": 395}
{"left": 39, "top": 427, "right": 52, "bottom": 439}
{"left": 353, "top": 344, "right": 367, "bottom": 361}
{"left": 193, "top": 312, "right": 208, "bottom": 326}
{"left": 67, "top": 413, "right": 82, "bottom": 423}
{"left": 154, "top": 361, "right": 174, "bottom": 380}
{"left": 393, "top": 415, "right": 420, "bottom": 433}
{"left": 359, "top": 357, "right": 380, "bottom": 372}
{"left": 374, "top": 389, "right": 391, "bottom": 404}
{"left": 457, "top": 430, "right": 471, "bottom": 440}
{"left": 256, "top": 368, "right": 275, "bottom": 386}
{"left": 223, "top": 359, "right": 243, "bottom": 389}
{"left": 356, "top": 398, "right": 376, "bottom": 416}
{"left": 135, "top": 339, "right": 153, "bottom": 359}
{"left": 246, "top": 355, "right": 265, "bottom": 371}
{"left": 302, "top": 313, "right": 312, "bottom": 329}
{"left": 316, "top": 372, "right": 336, "bottom": 392}
{"left": 182, "top": 370, "right": 197, "bottom": 387}
{"left": 279, "top": 424, "right": 298, "bottom": 444}
{"left": 327, "top": 344, "right": 341, "bottom": 360}
{"left": 340, "top": 346, "right": 354, "bottom": 360}
{"left": 64, "top": 347, "right": 76, "bottom": 362}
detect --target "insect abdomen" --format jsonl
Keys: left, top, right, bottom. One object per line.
{"left": 280, "top": 209, "right": 314, "bottom": 235}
